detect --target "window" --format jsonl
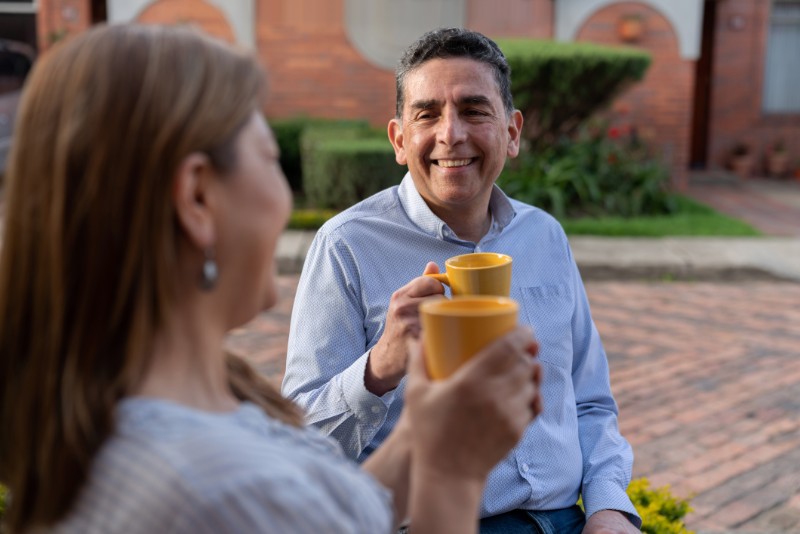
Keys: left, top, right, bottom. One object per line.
{"left": 763, "top": 0, "right": 800, "bottom": 113}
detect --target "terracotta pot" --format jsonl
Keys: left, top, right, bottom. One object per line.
{"left": 767, "top": 151, "right": 790, "bottom": 177}
{"left": 730, "top": 154, "right": 754, "bottom": 179}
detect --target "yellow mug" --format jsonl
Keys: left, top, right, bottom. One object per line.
{"left": 426, "top": 252, "right": 512, "bottom": 296}
{"left": 419, "top": 296, "right": 519, "bottom": 380}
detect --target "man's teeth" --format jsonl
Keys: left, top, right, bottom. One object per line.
{"left": 437, "top": 159, "right": 472, "bottom": 168}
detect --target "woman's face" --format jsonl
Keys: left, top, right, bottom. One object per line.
{"left": 215, "top": 112, "right": 292, "bottom": 327}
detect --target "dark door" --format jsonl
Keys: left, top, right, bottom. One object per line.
{"left": 690, "top": 0, "right": 718, "bottom": 169}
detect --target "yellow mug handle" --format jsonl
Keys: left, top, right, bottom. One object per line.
{"left": 425, "top": 273, "right": 450, "bottom": 286}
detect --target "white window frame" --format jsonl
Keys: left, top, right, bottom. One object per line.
{"left": 107, "top": 0, "right": 254, "bottom": 48}
{"left": 0, "top": 1, "right": 37, "bottom": 14}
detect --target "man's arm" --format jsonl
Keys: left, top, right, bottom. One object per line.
{"left": 282, "top": 232, "right": 389, "bottom": 458}
{"left": 566, "top": 249, "right": 641, "bottom": 529}
{"left": 282, "top": 232, "right": 443, "bottom": 459}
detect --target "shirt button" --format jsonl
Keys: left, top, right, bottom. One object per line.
{"left": 371, "top": 406, "right": 382, "bottom": 414}
{"left": 521, "top": 463, "right": 530, "bottom": 473}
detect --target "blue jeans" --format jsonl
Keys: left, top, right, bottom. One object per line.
{"left": 479, "top": 505, "right": 586, "bottom": 534}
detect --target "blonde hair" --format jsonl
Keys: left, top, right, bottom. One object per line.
{"left": 0, "top": 24, "right": 302, "bottom": 532}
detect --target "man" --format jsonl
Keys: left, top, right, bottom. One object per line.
{"left": 282, "top": 27, "right": 641, "bottom": 533}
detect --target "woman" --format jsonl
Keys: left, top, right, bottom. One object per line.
{"left": 0, "top": 24, "right": 541, "bottom": 533}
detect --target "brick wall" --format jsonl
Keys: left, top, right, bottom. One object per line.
{"left": 467, "top": 0, "right": 553, "bottom": 39}
{"left": 708, "top": 0, "right": 800, "bottom": 176}
{"left": 258, "top": 0, "right": 555, "bottom": 127}
{"left": 257, "top": 0, "right": 395, "bottom": 127}
{"left": 575, "top": 2, "right": 695, "bottom": 190}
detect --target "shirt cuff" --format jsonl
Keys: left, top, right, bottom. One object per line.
{"left": 582, "top": 478, "right": 642, "bottom": 529}
{"left": 339, "top": 350, "right": 395, "bottom": 426}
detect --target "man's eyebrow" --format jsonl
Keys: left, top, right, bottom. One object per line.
{"left": 409, "top": 95, "right": 493, "bottom": 111}
{"left": 409, "top": 99, "right": 440, "bottom": 111}
{"left": 460, "top": 95, "right": 492, "bottom": 106}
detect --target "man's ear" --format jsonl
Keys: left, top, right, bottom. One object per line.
{"left": 172, "top": 152, "right": 218, "bottom": 251}
{"left": 506, "top": 109, "right": 524, "bottom": 159}
{"left": 388, "top": 118, "right": 408, "bottom": 166}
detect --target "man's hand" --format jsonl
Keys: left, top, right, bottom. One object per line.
{"left": 365, "top": 262, "right": 444, "bottom": 395}
{"left": 584, "top": 510, "right": 640, "bottom": 534}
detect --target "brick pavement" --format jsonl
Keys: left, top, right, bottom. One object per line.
{"left": 227, "top": 276, "right": 800, "bottom": 534}
{"left": 687, "top": 178, "right": 800, "bottom": 238}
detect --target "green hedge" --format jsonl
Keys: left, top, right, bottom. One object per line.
{"left": 496, "top": 39, "right": 651, "bottom": 150}
{"left": 302, "top": 135, "right": 404, "bottom": 210}
{"left": 270, "top": 117, "right": 374, "bottom": 192}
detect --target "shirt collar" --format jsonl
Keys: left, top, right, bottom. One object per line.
{"left": 397, "top": 172, "right": 516, "bottom": 241}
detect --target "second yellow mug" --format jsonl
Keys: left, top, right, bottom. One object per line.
{"left": 426, "top": 252, "right": 512, "bottom": 296}
{"left": 420, "top": 296, "right": 519, "bottom": 380}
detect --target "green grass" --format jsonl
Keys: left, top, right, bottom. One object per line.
{"left": 559, "top": 195, "right": 762, "bottom": 237}
{"left": 287, "top": 195, "right": 762, "bottom": 237}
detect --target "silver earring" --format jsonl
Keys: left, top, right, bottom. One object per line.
{"left": 200, "top": 248, "right": 218, "bottom": 291}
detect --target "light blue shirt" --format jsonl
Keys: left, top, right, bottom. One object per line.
{"left": 283, "top": 174, "right": 640, "bottom": 524}
{"left": 54, "top": 398, "right": 393, "bottom": 533}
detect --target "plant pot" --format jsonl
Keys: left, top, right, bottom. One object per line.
{"left": 730, "top": 154, "right": 754, "bottom": 179}
{"left": 767, "top": 151, "right": 790, "bottom": 177}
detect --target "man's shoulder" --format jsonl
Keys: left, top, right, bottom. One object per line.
{"left": 317, "top": 186, "right": 403, "bottom": 237}
{"left": 507, "top": 196, "right": 567, "bottom": 236}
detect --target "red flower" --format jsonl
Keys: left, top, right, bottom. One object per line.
{"left": 608, "top": 126, "right": 621, "bottom": 139}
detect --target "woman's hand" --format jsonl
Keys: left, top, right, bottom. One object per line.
{"left": 405, "top": 325, "right": 542, "bottom": 481}
{"left": 403, "top": 326, "right": 542, "bottom": 533}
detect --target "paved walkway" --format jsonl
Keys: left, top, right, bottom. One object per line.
{"left": 688, "top": 178, "right": 800, "bottom": 238}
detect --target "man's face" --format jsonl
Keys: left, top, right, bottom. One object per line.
{"left": 388, "top": 57, "right": 522, "bottom": 216}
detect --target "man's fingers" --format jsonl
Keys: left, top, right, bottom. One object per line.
{"left": 398, "top": 275, "right": 446, "bottom": 300}
{"left": 422, "top": 261, "right": 440, "bottom": 275}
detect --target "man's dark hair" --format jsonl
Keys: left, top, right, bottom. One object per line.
{"left": 395, "top": 27, "right": 514, "bottom": 118}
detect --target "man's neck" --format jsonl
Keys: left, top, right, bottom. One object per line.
{"left": 435, "top": 204, "right": 492, "bottom": 244}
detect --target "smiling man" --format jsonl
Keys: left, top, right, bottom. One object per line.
{"left": 282, "top": 28, "right": 641, "bottom": 533}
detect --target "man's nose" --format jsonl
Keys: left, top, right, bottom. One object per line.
{"left": 436, "top": 110, "right": 467, "bottom": 146}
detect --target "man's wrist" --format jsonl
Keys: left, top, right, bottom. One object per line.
{"left": 364, "top": 347, "right": 402, "bottom": 395}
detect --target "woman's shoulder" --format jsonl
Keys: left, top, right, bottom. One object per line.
{"left": 59, "top": 398, "right": 394, "bottom": 533}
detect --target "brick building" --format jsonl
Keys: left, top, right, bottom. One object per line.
{"left": 2, "top": 0, "right": 799, "bottom": 190}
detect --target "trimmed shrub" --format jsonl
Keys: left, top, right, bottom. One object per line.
{"left": 302, "top": 136, "right": 404, "bottom": 209}
{"left": 496, "top": 39, "right": 651, "bottom": 150}
{"left": 271, "top": 117, "right": 308, "bottom": 192}
{"left": 271, "top": 117, "right": 374, "bottom": 192}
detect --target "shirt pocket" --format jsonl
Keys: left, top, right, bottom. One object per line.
{"left": 513, "top": 284, "right": 574, "bottom": 370}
